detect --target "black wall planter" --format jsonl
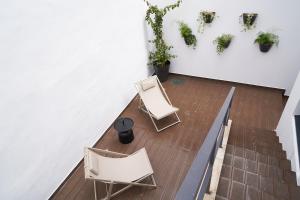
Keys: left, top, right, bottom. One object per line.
{"left": 204, "top": 12, "right": 215, "bottom": 23}
{"left": 259, "top": 44, "right": 272, "bottom": 52}
{"left": 184, "top": 37, "right": 190, "bottom": 45}
{"left": 224, "top": 40, "right": 231, "bottom": 48}
{"left": 242, "top": 13, "right": 257, "bottom": 26}
{"left": 154, "top": 60, "right": 170, "bottom": 82}
{"left": 295, "top": 115, "right": 300, "bottom": 166}
{"left": 184, "top": 34, "right": 197, "bottom": 46}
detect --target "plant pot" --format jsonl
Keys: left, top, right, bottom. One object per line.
{"left": 259, "top": 43, "right": 272, "bottom": 52}
{"left": 243, "top": 13, "right": 257, "bottom": 26}
{"left": 184, "top": 37, "right": 191, "bottom": 45}
{"left": 184, "top": 35, "right": 196, "bottom": 46}
{"left": 224, "top": 40, "right": 231, "bottom": 48}
{"left": 203, "top": 12, "right": 215, "bottom": 23}
{"left": 154, "top": 61, "right": 170, "bottom": 82}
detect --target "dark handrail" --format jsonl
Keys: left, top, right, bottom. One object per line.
{"left": 175, "top": 87, "right": 235, "bottom": 200}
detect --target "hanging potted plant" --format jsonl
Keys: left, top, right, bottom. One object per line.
{"left": 254, "top": 32, "right": 279, "bottom": 52}
{"left": 239, "top": 13, "right": 258, "bottom": 31}
{"left": 178, "top": 21, "right": 197, "bottom": 48}
{"left": 197, "top": 11, "right": 216, "bottom": 33}
{"left": 144, "top": 0, "right": 182, "bottom": 82}
{"left": 213, "top": 34, "right": 234, "bottom": 54}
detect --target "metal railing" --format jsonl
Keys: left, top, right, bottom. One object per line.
{"left": 175, "top": 87, "right": 235, "bottom": 200}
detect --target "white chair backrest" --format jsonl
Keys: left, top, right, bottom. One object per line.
{"left": 84, "top": 148, "right": 153, "bottom": 183}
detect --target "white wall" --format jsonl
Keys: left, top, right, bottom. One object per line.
{"left": 147, "top": 0, "right": 300, "bottom": 95}
{"left": 277, "top": 71, "right": 300, "bottom": 185}
{"left": 0, "top": 0, "right": 148, "bottom": 199}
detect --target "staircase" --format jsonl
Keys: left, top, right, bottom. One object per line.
{"left": 215, "top": 125, "right": 300, "bottom": 200}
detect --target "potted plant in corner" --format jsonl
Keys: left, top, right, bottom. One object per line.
{"left": 213, "top": 34, "right": 234, "bottom": 54}
{"left": 239, "top": 13, "right": 258, "bottom": 31}
{"left": 178, "top": 21, "right": 197, "bottom": 48}
{"left": 197, "top": 11, "right": 216, "bottom": 33}
{"left": 254, "top": 32, "right": 279, "bottom": 53}
{"left": 144, "top": 0, "right": 182, "bottom": 82}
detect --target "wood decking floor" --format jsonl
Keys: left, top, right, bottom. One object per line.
{"left": 51, "top": 74, "right": 286, "bottom": 200}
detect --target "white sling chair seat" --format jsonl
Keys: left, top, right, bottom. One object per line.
{"left": 135, "top": 75, "right": 181, "bottom": 132}
{"left": 139, "top": 81, "right": 179, "bottom": 120}
{"left": 84, "top": 147, "right": 156, "bottom": 200}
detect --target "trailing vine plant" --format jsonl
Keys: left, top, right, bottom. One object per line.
{"left": 239, "top": 13, "right": 258, "bottom": 31}
{"left": 178, "top": 21, "right": 197, "bottom": 48}
{"left": 143, "top": 0, "right": 182, "bottom": 67}
{"left": 197, "top": 11, "right": 216, "bottom": 33}
{"left": 213, "top": 34, "right": 234, "bottom": 54}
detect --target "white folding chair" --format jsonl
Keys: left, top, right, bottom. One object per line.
{"left": 84, "top": 147, "right": 156, "bottom": 200}
{"left": 135, "top": 75, "right": 181, "bottom": 132}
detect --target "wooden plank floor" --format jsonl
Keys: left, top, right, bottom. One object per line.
{"left": 51, "top": 74, "right": 284, "bottom": 200}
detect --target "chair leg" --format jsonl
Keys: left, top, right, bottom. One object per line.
{"left": 175, "top": 111, "right": 181, "bottom": 122}
{"left": 156, "top": 112, "right": 181, "bottom": 132}
{"left": 148, "top": 112, "right": 181, "bottom": 132}
{"left": 149, "top": 115, "right": 160, "bottom": 132}
{"left": 151, "top": 175, "right": 157, "bottom": 187}
{"left": 138, "top": 97, "right": 144, "bottom": 110}
{"left": 94, "top": 181, "right": 97, "bottom": 200}
{"left": 106, "top": 175, "right": 156, "bottom": 199}
{"left": 138, "top": 99, "right": 181, "bottom": 132}
{"left": 106, "top": 183, "right": 113, "bottom": 200}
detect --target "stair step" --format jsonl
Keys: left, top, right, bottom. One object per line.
{"left": 217, "top": 125, "right": 300, "bottom": 200}
{"left": 262, "top": 191, "right": 280, "bottom": 200}
{"left": 283, "top": 169, "right": 297, "bottom": 184}
{"left": 279, "top": 159, "right": 292, "bottom": 170}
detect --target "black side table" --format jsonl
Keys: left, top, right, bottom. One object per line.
{"left": 113, "top": 117, "right": 134, "bottom": 144}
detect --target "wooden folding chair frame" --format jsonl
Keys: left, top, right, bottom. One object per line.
{"left": 84, "top": 148, "right": 157, "bottom": 200}
{"left": 135, "top": 75, "right": 181, "bottom": 132}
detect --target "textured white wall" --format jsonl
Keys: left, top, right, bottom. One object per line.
{"left": 147, "top": 0, "right": 300, "bottom": 95}
{"left": 277, "top": 71, "right": 300, "bottom": 185}
{"left": 0, "top": 0, "right": 148, "bottom": 199}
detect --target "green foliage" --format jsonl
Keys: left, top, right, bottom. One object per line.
{"left": 149, "top": 41, "right": 175, "bottom": 67}
{"left": 213, "top": 34, "right": 234, "bottom": 54}
{"left": 144, "top": 0, "right": 182, "bottom": 67}
{"left": 240, "top": 13, "right": 258, "bottom": 31}
{"left": 197, "top": 11, "right": 216, "bottom": 33}
{"left": 178, "top": 22, "right": 197, "bottom": 48}
{"left": 254, "top": 32, "right": 279, "bottom": 46}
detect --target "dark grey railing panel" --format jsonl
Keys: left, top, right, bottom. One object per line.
{"left": 196, "top": 162, "right": 212, "bottom": 200}
{"left": 175, "top": 87, "right": 235, "bottom": 200}
{"left": 295, "top": 115, "right": 300, "bottom": 165}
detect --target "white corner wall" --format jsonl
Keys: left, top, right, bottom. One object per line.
{"left": 277, "top": 71, "right": 300, "bottom": 185}
{"left": 147, "top": 0, "right": 300, "bottom": 95}
{"left": 0, "top": 0, "right": 148, "bottom": 199}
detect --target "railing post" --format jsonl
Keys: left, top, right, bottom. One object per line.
{"left": 224, "top": 99, "right": 232, "bottom": 126}
{"left": 219, "top": 124, "right": 224, "bottom": 148}
{"left": 206, "top": 153, "right": 214, "bottom": 194}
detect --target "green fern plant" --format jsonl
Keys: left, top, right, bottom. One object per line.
{"left": 178, "top": 22, "right": 197, "bottom": 48}
{"left": 254, "top": 32, "right": 279, "bottom": 46}
{"left": 254, "top": 31, "right": 279, "bottom": 52}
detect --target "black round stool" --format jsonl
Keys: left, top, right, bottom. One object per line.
{"left": 113, "top": 117, "right": 134, "bottom": 144}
